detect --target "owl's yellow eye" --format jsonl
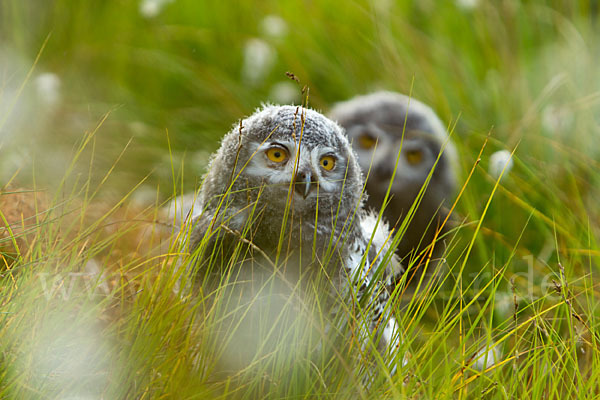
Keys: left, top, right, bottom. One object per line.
{"left": 320, "top": 155, "right": 336, "bottom": 171}
{"left": 266, "top": 147, "right": 289, "bottom": 163}
{"left": 357, "top": 134, "right": 376, "bottom": 149}
{"left": 406, "top": 150, "right": 423, "bottom": 165}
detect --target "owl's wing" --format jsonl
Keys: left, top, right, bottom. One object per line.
{"left": 164, "top": 192, "right": 248, "bottom": 260}
{"left": 163, "top": 192, "right": 203, "bottom": 229}
{"left": 339, "top": 212, "right": 404, "bottom": 377}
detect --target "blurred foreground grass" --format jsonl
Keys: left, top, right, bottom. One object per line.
{"left": 1, "top": 0, "right": 600, "bottom": 398}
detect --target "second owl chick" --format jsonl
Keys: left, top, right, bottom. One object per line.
{"left": 329, "top": 91, "right": 457, "bottom": 280}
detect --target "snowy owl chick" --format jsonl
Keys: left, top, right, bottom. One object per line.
{"left": 189, "top": 105, "right": 403, "bottom": 373}
{"left": 329, "top": 91, "right": 457, "bottom": 281}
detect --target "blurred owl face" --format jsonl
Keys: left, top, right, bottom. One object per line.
{"left": 345, "top": 123, "right": 441, "bottom": 196}
{"left": 328, "top": 92, "right": 457, "bottom": 228}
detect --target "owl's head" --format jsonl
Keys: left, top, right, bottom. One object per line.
{"left": 202, "top": 105, "right": 365, "bottom": 225}
{"left": 329, "top": 92, "right": 457, "bottom": 215}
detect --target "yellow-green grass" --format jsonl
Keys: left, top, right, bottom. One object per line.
{"left": 1, "top": 0, "right": 600, "bottom": 398}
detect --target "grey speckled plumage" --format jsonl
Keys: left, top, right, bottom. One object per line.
{"left": 190, "top": 105, "right": 364, "bottom": 262}
{"left": 188, "top": 104, "right": 403, "bottom": 374}
{"left": 329, "top": 91, "right": 457, "bottom": 279}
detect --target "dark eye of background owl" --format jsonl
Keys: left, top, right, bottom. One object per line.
{"left": 405, "top": 149, "right": 423, "bottom": 165}
{"left": 357, "top": 133, "right": 377, "bottom": 149}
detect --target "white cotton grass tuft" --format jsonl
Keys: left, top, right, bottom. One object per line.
{"left": 1, "top": 57, "right": 62, "bottom": 144}
{"left": 34, "top": 72, "right": 61, "bottom": 107}
{"left": 493, "top": 292, "right": 513, "bottom": 318}
{"left": 242, "top": 38, "right": 276, "bottom": 85}
{"left": 488, "top": 149, "right": 514, "bottom": 181}
{"left": 6, "top": 264, "right": 120, "bottom": 399}
{"left": 473, "top": 343, "right": 502, "bottom": 371}
{"left": 268, "top": 81, "right": 300, "bottom": 104}
{"left": 260, "top": 15, "right": 288, "bottom": 39}
{"left": 541, "top": 104, "right": 574, "bottom": 135}
{"left": 21, "top": 312, "right": 114, "bottom": 397}
{"left": 456, "top": 0, "right": 479, "bottom": 10}
{"left": 164, "top": 192, "right": 201, "bottom": 228}
{"left": 139, "top": 0, "right": 173, "bottom": 18}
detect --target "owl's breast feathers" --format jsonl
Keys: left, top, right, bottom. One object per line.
{"left": 191, "top": 194, "right": 364, "bottom": 272}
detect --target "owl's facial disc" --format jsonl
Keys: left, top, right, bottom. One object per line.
{"left": 244, "top": 140, "right": 344, "bottom": 203}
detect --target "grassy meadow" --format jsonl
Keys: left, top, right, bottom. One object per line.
{"left": 1, "top": 0, "right": 600, "bottom": 398}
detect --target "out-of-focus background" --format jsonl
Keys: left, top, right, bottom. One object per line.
{"left": 2, "top": 1, "right": 598, "bottom": 194}
{"left": 3, "top": 0, "right": 600, "bottom": 273}
{"left": 2, "top": 1, "right": 600, "bottom": 398}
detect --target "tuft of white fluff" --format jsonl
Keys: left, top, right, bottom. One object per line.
{"left": 34, "top": 72, "right": 61, "bottom": 107}
{"left": 242, "top": 38, "right": 275, "bottom": 85}
{"left": 541, "top": 104, "right": 574, "bottom": 135}
{"left": 268, "top": 81, "right": 300, "bottom": 104}
{"left": 456, "top": 0, "right": 479, "bottom": 10}
{"left": 473, "top": 343, "right": 502, "bottom": 371}
{"left": 260, "top": 15, "right": 288, "bottom": 39}
{"left": 139, "top": 0, "right": 173, "bottom": 18}
{"left": 488, "top": 150, "right": 513, "bottom": 181}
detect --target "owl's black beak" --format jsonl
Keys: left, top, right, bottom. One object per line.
{"left": 294, "top": 170, "right": 314, "bottom": 198}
